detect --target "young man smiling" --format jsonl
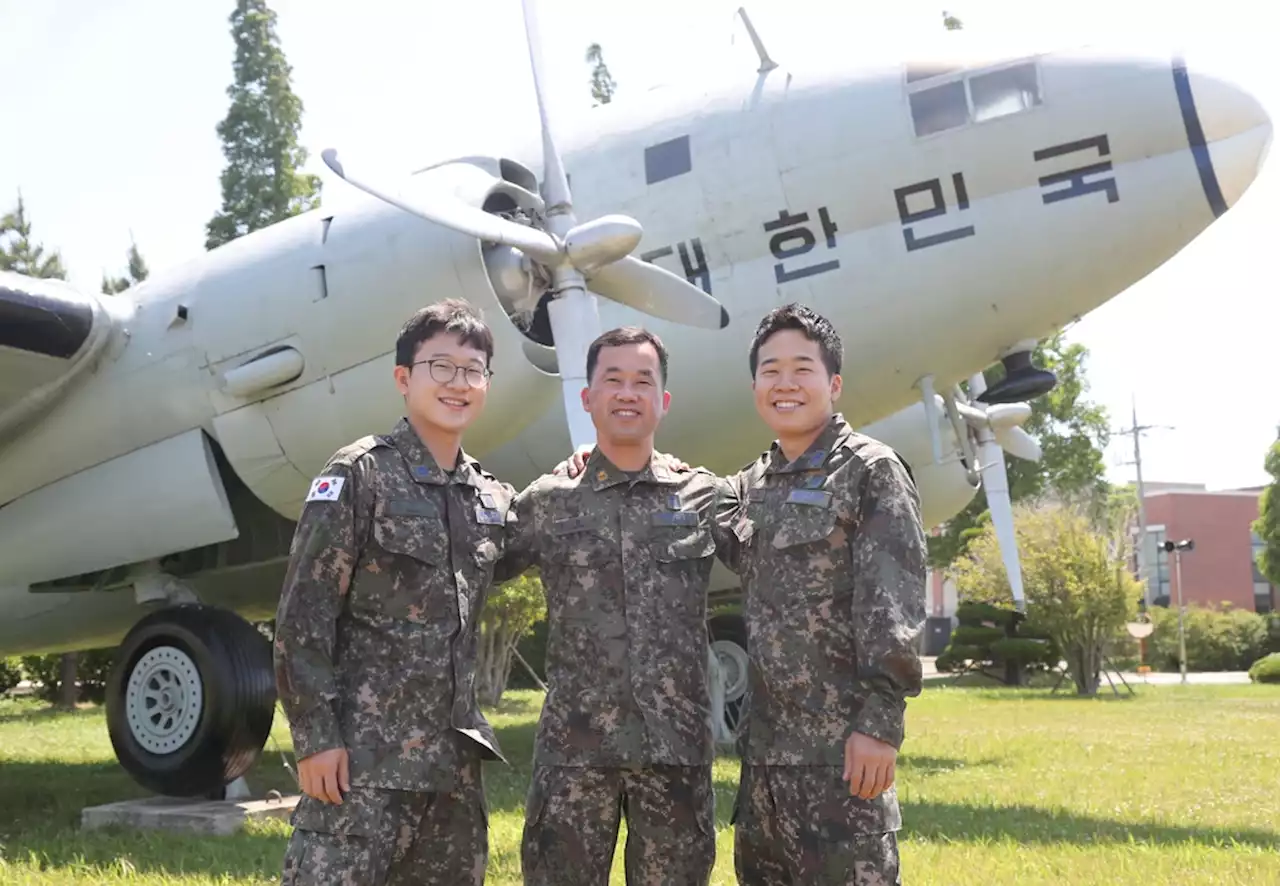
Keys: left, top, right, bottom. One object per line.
{"left": 724, "top": 303, "right": 927, "bottom": 885}
{"left": 495, "top": 326, "right": 736, "bottom": 886}
{"left": 273, "top": 299, "right": 513, "bottom": 885}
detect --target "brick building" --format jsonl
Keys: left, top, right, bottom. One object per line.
{"left": 1135, "top": 482, "right": 1274, "bottom": 614}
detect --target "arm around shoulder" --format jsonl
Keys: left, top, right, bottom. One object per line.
{"left": 493, "top": 479, "right": 540, "bottom": 583}
{"left": 847, "top": 453, "right": 928, "bottom": 750}
{"left": 274, "top": 459, "right": 364, "bottom": 761}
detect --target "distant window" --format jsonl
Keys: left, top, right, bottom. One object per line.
{"left": 906, "top": 59, "right": 1042, "bottom": 138}
{"left": 645, "top": 135, "right": 691, "bottom": 185}
{"left": 1256, "top": 582, "right": 1274, "bottom": 614}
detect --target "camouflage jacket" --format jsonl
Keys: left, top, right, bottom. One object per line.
{"left": 721, "top": 413, "right": 927, "bottom": 767}
{"left": 497, "top": 448, "right": 736, "bottom": 767}
{"left": 273, "top": 417, "right": 515, "bottom": 792}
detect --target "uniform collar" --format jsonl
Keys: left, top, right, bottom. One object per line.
{"left": 764, "top": 413, "right": 853, "bottom": 474}
{"left": 387, "top": 417, "right": 483, "bottom": 487}
{"left": 584, "top": 446, "right": 682, "bottom": 491}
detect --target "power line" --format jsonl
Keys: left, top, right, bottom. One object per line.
{"left": 1111, "top": 396, "right": 1174, "bottom": 606}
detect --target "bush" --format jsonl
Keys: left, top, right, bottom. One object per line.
{"left": 20, "top": 648, "right": 118, "bottom": 704}
{"left": 1248, "top": 652, "right": 1280, "bottom": 684}
{"left": 0, "top": 657, "right": 22, "bottom": 694}
{"left": 1148, "top": 604, "right": 1269, "bottom": 672}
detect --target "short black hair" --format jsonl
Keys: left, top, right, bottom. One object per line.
{"left": 395, "top": 299, "right": 494, "bottom": 369}
{"left": 748, "top": 303, "right": 842, "bottom": 377}
{"left": 586, "top": 326, "right": 669, "bottom": 385}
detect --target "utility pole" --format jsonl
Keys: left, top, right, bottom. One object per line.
{"left": 1112, "top": 397, "right": 1173, "bottom": 606}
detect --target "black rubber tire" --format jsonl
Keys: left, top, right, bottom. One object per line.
{"left": 105, "top": 604, "right": 276, "bottom": 798}
{"left": 708, "top": 613, "right": 748, "bottom": 734}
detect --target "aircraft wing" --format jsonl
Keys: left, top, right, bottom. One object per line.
{"left": 0, "top": 272, "right": 116, "bottom": 451}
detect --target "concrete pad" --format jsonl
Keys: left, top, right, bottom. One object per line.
{"left": 81, "top": 793, "right": 300, "bottom": 837}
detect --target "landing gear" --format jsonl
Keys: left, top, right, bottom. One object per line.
{"left": 708, "top": 613, "right": 749, "bottom": 742}
{"left": 105, "top": 604, "right": 276, "bottom": 798}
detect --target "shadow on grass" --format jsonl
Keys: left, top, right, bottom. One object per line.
{"left": 903, "top": 801, "right": 1280, "bottom": 850}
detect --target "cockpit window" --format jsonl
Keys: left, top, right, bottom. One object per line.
{"left": 907, "top": 59, "right": 1042, "bottom": 137}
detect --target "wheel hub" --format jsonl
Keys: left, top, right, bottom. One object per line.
{"left": 125, "top": 646, "right": 203, "bottom": 755}
{"left": 711, "top": 639, "right": 749, "bottom": 702}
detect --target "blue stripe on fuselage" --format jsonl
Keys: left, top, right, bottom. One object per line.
{"left": 1172, "top": 56, "right": 1228, "bottom": 218}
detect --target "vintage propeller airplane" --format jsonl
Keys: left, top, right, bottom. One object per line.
{"left": 0, "top": 3, "right": 1271, "bottom": 800}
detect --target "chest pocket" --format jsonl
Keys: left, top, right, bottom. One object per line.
{"left": 547, "top": 516, "right": 614, "bottom": 569}
{"left": 372, "top": 513, "right": 446, "bottom": 564}
{"left": 651, "top": 514, "right": 716, "bottom": 564}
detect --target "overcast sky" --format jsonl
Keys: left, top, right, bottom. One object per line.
{"left": 1, "top": 0, "right": 1275, "bottom": 490}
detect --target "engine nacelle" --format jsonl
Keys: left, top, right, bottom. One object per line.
{"left": 0, "top": 272, "right": 118, "bottom": 448}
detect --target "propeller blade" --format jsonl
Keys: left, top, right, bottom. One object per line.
{"left": 546, "top": 292, "right": 600, "bottom": 450}
{"left": 978, "top": 438, "right": 1027, "bottom": 611}
{"left": 520, "top": 0, "right": 572, "bottom": 214}
{"left": 984, "top": 402, "right": 1032, "bottom": 430}
{"left": 585, "top": 256, "right": 729, "bottom": 330}
{"left": 564, "top": 215, "right": 643, "bottom": 273}
{"left": 994, "top": 425, "right": 1043, "bottom": 462}
{"left": 320, "top": 148, "right": 563, "bottom": 265}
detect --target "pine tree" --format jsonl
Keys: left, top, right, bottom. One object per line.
{"left": 0, "top": 195, "right": 67, "bottom": 280}
{"left": 205, "top": 0, "right": 321, "bottom": 250}
{"left": 585, "top": 43, "right": 617, "bottom": 106}
{"left": 102, "top": 238, "right": 150, "bottom": 294}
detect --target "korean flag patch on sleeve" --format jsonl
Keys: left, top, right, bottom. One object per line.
{"left": 306, "top": 476, "right": 346, "bottom": 502}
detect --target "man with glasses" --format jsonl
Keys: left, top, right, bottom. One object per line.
{"left": 273, "top": 299, "right": 513, "bottom": 885}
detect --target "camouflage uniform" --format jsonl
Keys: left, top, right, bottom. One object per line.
{"left": 497, "top": 448, "right": 736, "bottom": 885}
{"left": 718, "top": 413, "right": 926, "bottom": 886}
{"left": 273, "top": 417, "right": 515, "bottom": 886}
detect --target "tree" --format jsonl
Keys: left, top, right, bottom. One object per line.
{"left": 101, "top": 238, "right": 150, "bottom": 294}
{"left": 585, "top": 43, "right": 616, "bottom": 106}
{"left": 951, "top": 500, "right": 1141, "bottom": 696}
{"left": 0, "top": 195, "right": 67, "bottom": 279}
{"left": 942, "top": 10, "right": 964, "bottom": 30}
{"left": 475, "top": 572, "right": 547, "bottom": 707}
{"left": 0, "top": 194, "right": 83, "bottom": 709}
{"left": 928, "top": 332, "right": 1111, "bottom": 568}
{"left": 205, "top": 0, "right": 321, "bottom": 250}
{"left": 1254, "top": 435, "right": 1280, "bottom": 586}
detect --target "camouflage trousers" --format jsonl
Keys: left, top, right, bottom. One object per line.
{"left": 521, "top": 763, "right": 716, "bottom": 885}
{"left": 733, "top": 765, "right": 902, "bottom": 886}
{"left": 280, "top": 761, "right": 487, "bottom": 886}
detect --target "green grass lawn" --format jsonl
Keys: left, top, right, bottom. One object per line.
{"left": 2, "top": 682, "right": 1278, "bottom": 885}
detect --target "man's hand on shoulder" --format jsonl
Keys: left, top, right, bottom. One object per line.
{"left": 843, "top": 730, "right": 896, "bottom": 801}
{"left": 552, "top": 444, "right": 596, "bottom": 478}
{"left": 297, "top": 746, "right": 350, "bottom": 804}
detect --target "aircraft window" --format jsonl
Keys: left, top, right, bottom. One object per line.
{"left": 969, "top": 62, "right": 1041, "bottom": 122}
{"left": 910, "top": 80, "right": 969, "bottom": 137}
{"left": 907, "top": 59, "right": 1042, "bottom": 137}
{"left": 645, "top": 135, "right": 691, "bottom": 184}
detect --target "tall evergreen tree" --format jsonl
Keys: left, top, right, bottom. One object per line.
{"left": 205, "top": 0, "right": 321, "bottom": 250}
{"left": 102, "top": 238, "right": 150, "bottom": 294}
{"left": 0, "top": 195, "right": 67, "bottom": 279}
{"left": 585, "top": 43, "right": 617, "bottom": 105}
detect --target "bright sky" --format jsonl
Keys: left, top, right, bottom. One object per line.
{"left": 2, "top": 0, "right": 1276, "bottom": 490}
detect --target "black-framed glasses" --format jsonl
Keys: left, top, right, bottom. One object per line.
{"left": 414, "top": 359, "right": 491, "bottom": 389}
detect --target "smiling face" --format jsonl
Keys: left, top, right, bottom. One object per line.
{"left": 581, "top": 341, "right": 670, "bottom": 446}
{"left": 752, "top": 328, "right": 842, "bottom": 440}
{"left": 394, "top": 332, "right": 491, "bottom": 436}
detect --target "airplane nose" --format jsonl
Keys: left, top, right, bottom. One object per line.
{"left": 1175, "top": 54, "right": 1273, "bottom": 214}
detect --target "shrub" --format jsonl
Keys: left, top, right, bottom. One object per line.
{"left": 1248, "top": 652, "right": 1280, "bottom": 684}
{"left": 20, "top": 648, "right": 117, "bottom": 704}
{"left": 0, "top": 658, "right": 23, "bottom": 694}
{"left": 1148, "top": 604, "right": 1269, "bottom": 672}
